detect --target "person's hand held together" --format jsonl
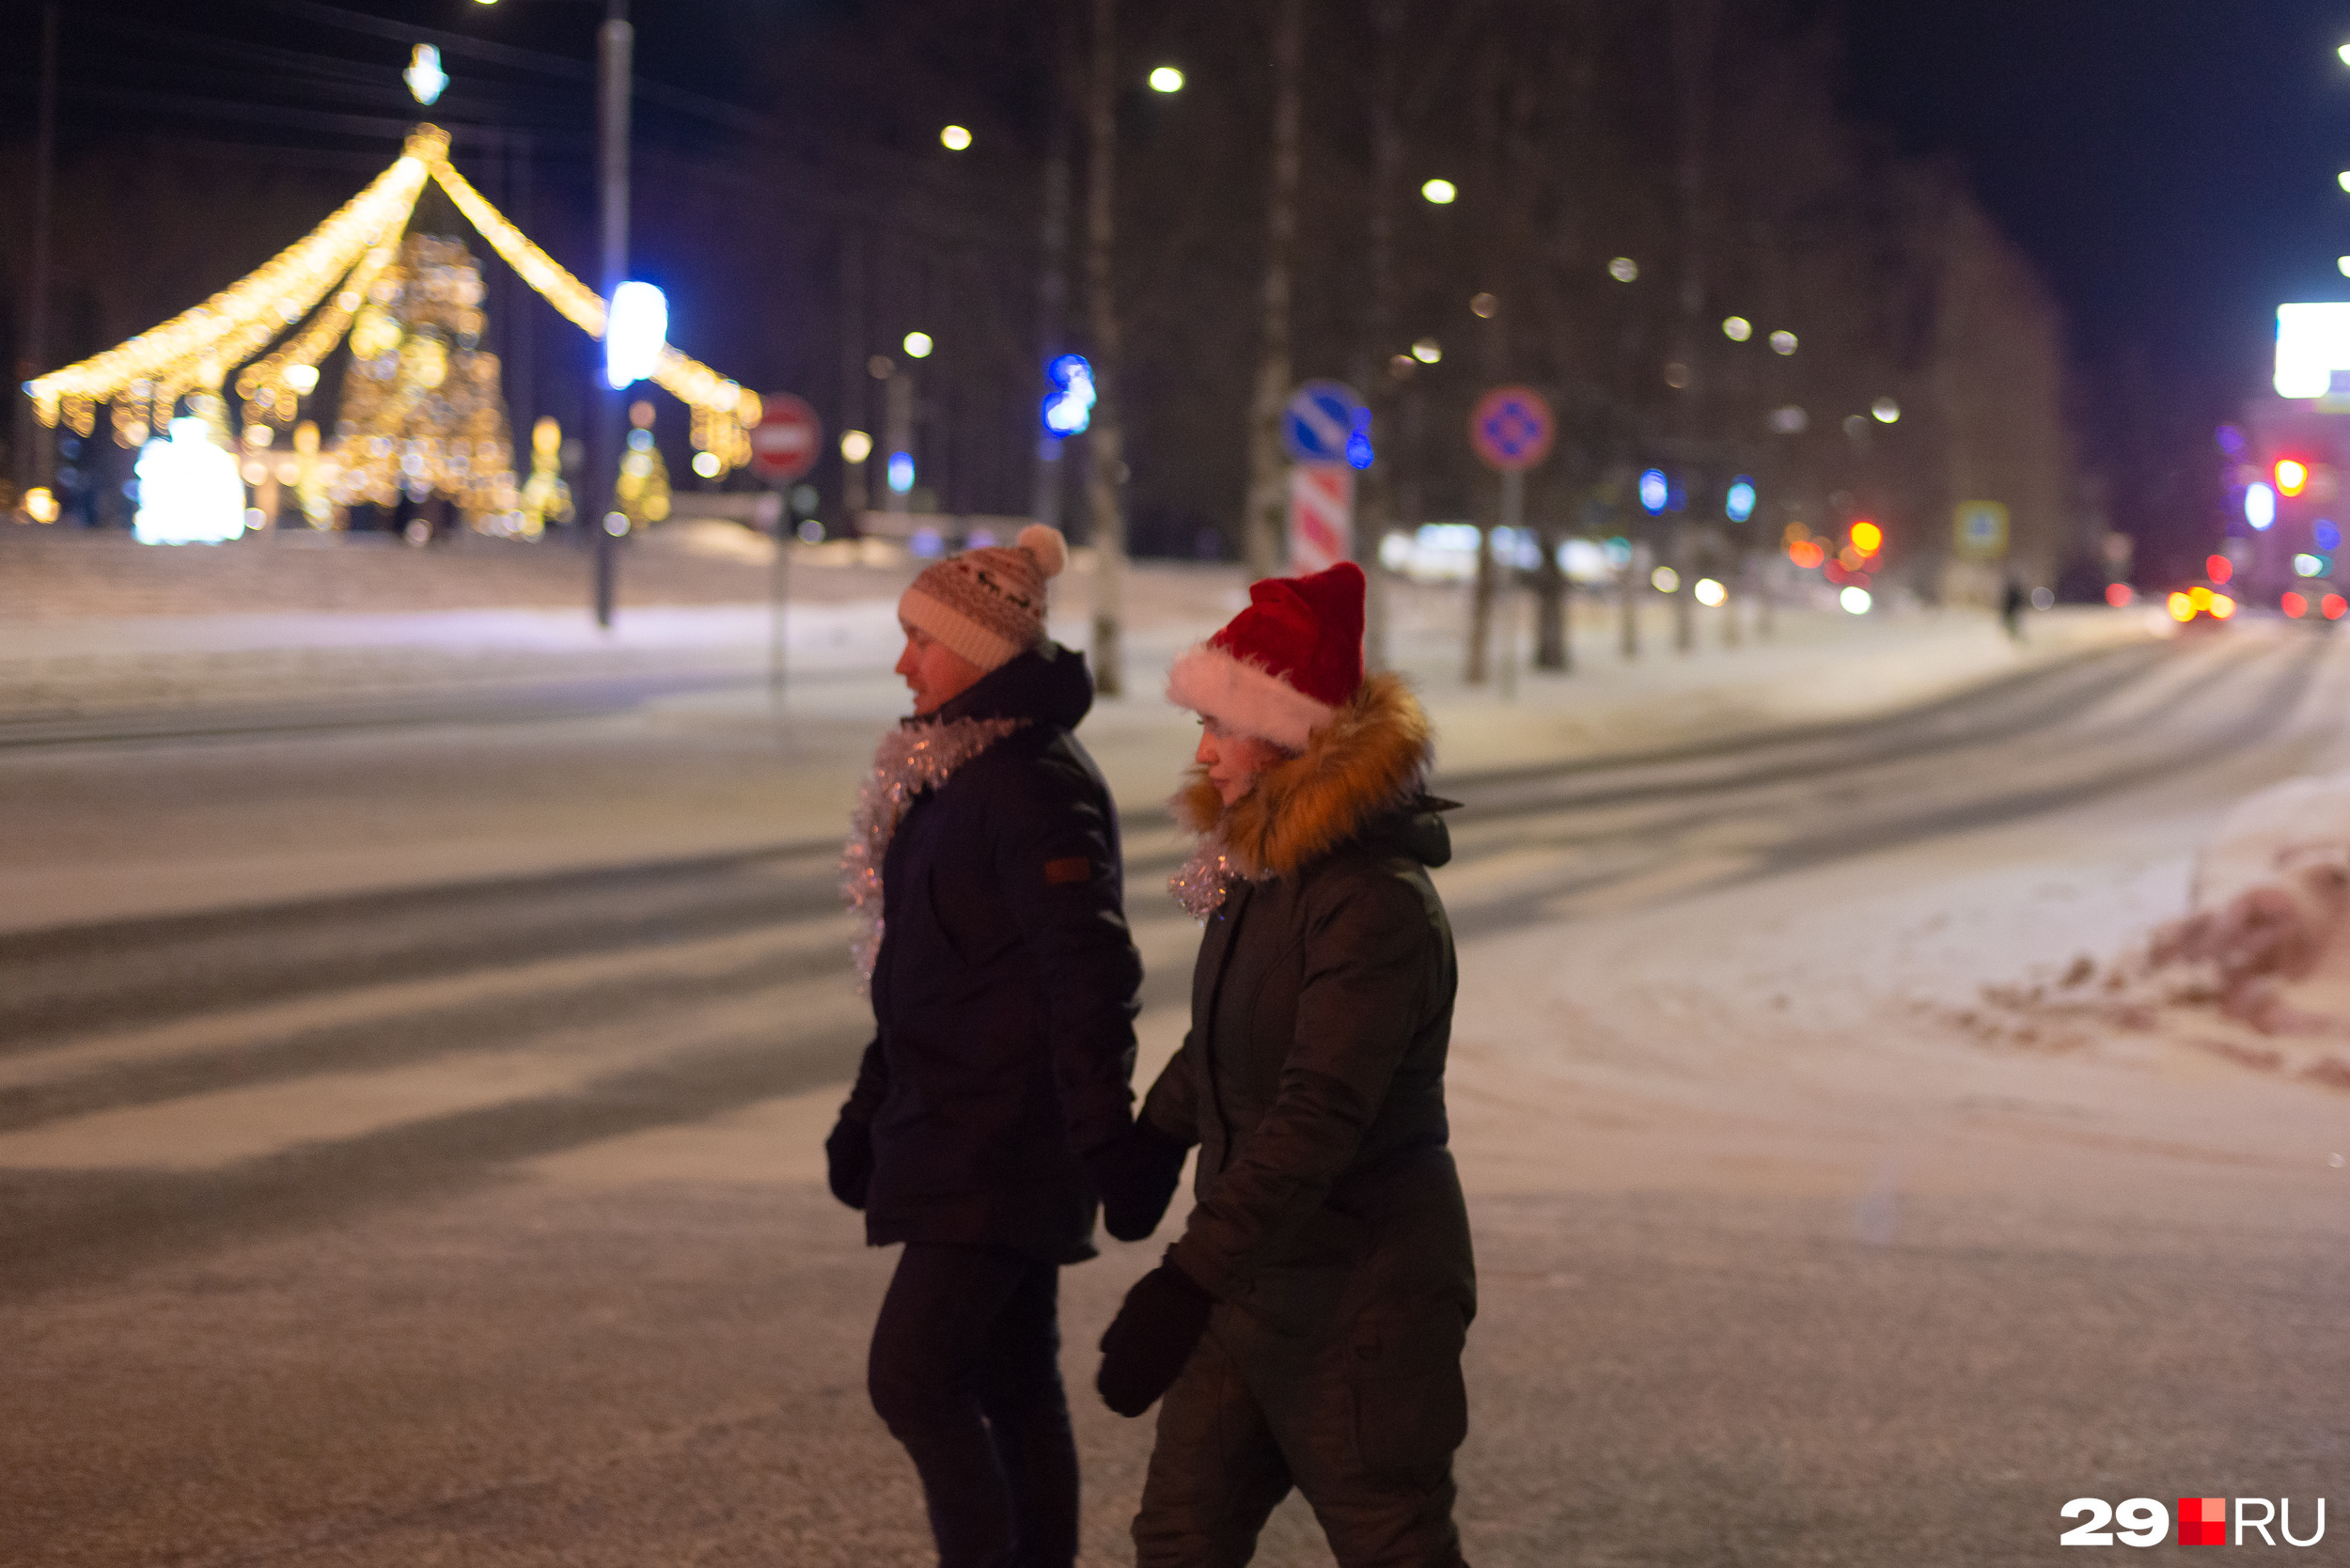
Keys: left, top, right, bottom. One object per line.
{"left": 1086, "top": 1120, "right": 1190, "bottom": 1242}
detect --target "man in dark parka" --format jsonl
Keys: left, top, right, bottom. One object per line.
{"left": 827, "top": 524, "right": 1157, "bottom": 1568}
{"left": 1094, "top": 562, "right": 1478, "bottom": 1568}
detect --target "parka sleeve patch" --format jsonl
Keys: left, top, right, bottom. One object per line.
{"left": 1043, "top": 855, "right": 1095, "bottom": 886}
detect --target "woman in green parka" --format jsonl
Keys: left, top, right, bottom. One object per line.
{"left": 1094, "top": 561, "right": 1477, "bottom": 1568}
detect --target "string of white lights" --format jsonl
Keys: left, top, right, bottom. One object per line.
{"left": 28, "top": 124, "right": 445, "bottom": 438}
{"left": 30, "top": 120, "right": 762, "bottom": 478}
{"left": 431, "top": 158, "right": 760, "bottom": 470}
{"left": 234, "top": 240, "right": 400, "bottom": 427}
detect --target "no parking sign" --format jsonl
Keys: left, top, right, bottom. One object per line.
{"left": 1469, "top": 386, "right": 1554, "bottom": 472}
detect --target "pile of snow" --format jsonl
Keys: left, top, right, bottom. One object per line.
{"left": 1963, "top": 773, "right": 2350, "bottom": 1089}
{"left": 2148, "top": 775, "right": 2350, "bottom": 1034}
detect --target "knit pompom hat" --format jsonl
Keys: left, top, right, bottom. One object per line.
{"left": 899, "top": 525, "right": 1070, "bottom": 671}
{"left": 1166, "top": 561, "right": 1366, "bottom": 750}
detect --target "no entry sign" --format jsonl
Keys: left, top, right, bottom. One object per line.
{"left": 748, "top": 393, "right": 822, "bottom": 483}
{"left": 1469, "top": 385, "right": 1554, "bottom": 472}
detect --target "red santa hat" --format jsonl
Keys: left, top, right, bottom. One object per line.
{"left": 1166, "top": 562, "right": 1366, "bottom": 750}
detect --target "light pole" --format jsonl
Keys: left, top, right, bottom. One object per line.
{"left": 592, "top": 0, "right": 632, "bottom": 629}
{"left": 12, "top": 2, "right": 59, "bottom": 521}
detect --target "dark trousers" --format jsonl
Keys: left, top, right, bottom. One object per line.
{"left": 1134, "top": 1301, "right": 1469, "bottom": 1568}
{"left": 868, "top": 1244, "right": 1078, "bottom": 1568}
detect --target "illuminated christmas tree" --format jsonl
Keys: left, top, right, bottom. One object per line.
{"left": 517, "top": 415, "right": 573, "bottom": 539}
{"left": 611, "top": 398, "right": 672, "bottom": 528}
{"left": 324, "top": 232, "right": 522, "bottom": 533}
{"left": 27, "top": 124, "right": 763, "bottom": 548}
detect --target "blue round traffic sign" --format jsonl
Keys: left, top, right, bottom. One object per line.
{"left": 1469, "top": 385, "right": 1554, "bottom": 472}
{"left": 1284, "top": 380, "right": 1365, "bottom": 463}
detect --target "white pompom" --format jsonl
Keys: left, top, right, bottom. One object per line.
{"left": 1019, "top": 524, "right": 1070, "bottom": 578}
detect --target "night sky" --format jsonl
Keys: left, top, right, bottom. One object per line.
{"left": 1841, "top": 0, "right": 2350, "bottom": 409}
{"left": 11, "top": 0, "right": 2339, "bottom": 543}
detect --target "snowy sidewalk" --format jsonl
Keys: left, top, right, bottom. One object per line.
{"left": 0, "top": 533, "right": 2169, "bottom": 933}
{"left": 0, "top": 532, "right": 2160, "bottom": 767}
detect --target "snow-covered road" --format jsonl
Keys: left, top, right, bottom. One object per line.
{"left": 5, "top": 620, "right": 2348, "bottom": 1565}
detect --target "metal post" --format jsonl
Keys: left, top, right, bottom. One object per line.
{"left": 766, "top": 489, "right": 789, "bottom": 713}
{"left": 883, "top": 370, "right": 914, "bottom": 513}
{"left": 838, "top": 228, "right": 868, "bottom": 527}
{"left": 591, "top": 3, "right": 632, "bottom": 629}
{"left": 509, "top": 130, "right": 535, "bottom": 445}
{"left": 1498, "top": 469, "right": 1524, "bottom": 699}
{"left": 1558, "top": 519, "right": 1574, "bottom": 675}
{"left": 1620, "top": 542, "right": 1640, "bottom": 660}
{"left": 13, "top": 2, "right": 60, "bottom": 513}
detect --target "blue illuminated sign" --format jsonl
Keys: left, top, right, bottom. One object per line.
{"left": 1042, "top": 353, "right": 1095, "bottom": 436}
{"left": 1725, "top": 477, "right": 1756, "bottom": 523}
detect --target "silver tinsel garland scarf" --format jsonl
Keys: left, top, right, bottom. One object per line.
{"left": 1168, "top": 839, "right": 1245, "bottom": 920}
{"left": 841, "top": 716, "right": 1026, "bottom": 985}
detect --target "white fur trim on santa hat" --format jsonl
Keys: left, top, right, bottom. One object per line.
{"left": 1165, "top": 641, "right": 1335, "bottom": 752}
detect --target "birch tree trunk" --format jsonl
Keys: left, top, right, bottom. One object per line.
{"left": 1359, "top": 0, "right": 1405, "bottom": 669}
{"left": 1084, "top": 0, "right": 1126, "bottom": 695}
{"left": 1241, "top": 0, "right": 1303, "bottom": 581}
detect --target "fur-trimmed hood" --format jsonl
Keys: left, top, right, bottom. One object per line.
{"left": 1172, "top": 671, "right": 1439, "bottom": 885}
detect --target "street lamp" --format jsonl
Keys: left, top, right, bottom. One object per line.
{"left": 403, "top": 44, "right": 447, "bottom": 105}
{"left": 940, "top": 124, "right": 971, "bottom": 150}
{"left": 1149, "top": 65, "right": 1184, "bottom": 93}
{"left": 603, "top": 281, "right": 666, "bottom": 388}
{"left": 902, "top": 331, "right": 934, "bottom": 359}
{"left": 1420, "top": 178, "right": 1457, "bottom": 204}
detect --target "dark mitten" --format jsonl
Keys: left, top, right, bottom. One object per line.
{"left": 1097, "top": 1259, "right": 1214, "bottom": 1417}
{"left": 1086, "top": 1120, "right": 1192, "bottom": 1242}
{"left": 824, "top": 1117, "right": 872, "bottom": 1210}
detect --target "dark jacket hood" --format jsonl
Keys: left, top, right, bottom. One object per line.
{"left": 935, "top": 641, "right": 1093, "bottom": 731}
{"left": 1362, "top": 797, "right": 1454, "bottom": 869}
